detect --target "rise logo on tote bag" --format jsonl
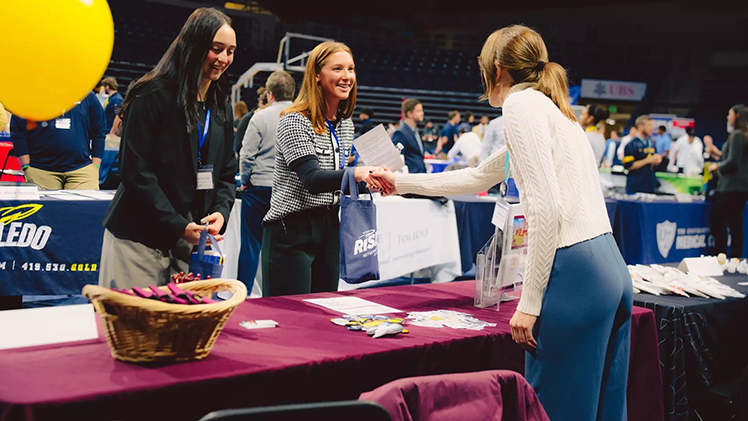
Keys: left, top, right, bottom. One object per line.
{"left": 189, "top": 230, "right": 224, "bottom": 280}
{"left": 339, "top": 168, "right": 380, "bottom": 283}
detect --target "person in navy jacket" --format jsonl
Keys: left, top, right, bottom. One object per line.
{"left": 623, "top": 115, "right": 662, "bottom": 194}
{"left": 101, "top": 77, "right": 123, "bottom": 133}
{"left": 11, "top": 91, "right": 105, "bottom": 190}
{"left": 392, "top": 98, "right": 426, "bottom": 173}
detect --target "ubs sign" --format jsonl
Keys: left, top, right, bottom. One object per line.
{"left": 581, "top": 79, "right": 647, "bottom": 101}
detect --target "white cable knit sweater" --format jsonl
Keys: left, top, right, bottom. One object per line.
{"left": 395, "top": 85, "right": 612, "bottom": 316}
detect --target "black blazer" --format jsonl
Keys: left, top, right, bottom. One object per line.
{"left": 104, "top": 79, "right": 237, "bottom": 250}
{"left": 717, "top": 131, "right": 748, "bottom": 193}
{"left": 392, "top": 123, "right": 427, "bottom": 174}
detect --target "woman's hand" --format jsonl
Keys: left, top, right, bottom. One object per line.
{"left": 369, "top": 167, "right": 397, "bottom": 196}
{"left": 182, "top": 222, "right": 206, "bottom": 245}
{"left": 354, "top": 166, "right": 388, "bottom": 192}
{"left": 201, "top": 212, "right": 225, "bottom": 236}
{"left": 510, "top": 310, "right": 537, "bottom": 353}
{"left": 353, "top": 166, "right": 375, "bottom": 182}
{"left": 708, "top": 163, "right": 719, "bottom": 173}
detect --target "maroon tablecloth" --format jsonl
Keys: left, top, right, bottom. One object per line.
{"left": 0, "top": 281, "right": 662, "bottom": 421}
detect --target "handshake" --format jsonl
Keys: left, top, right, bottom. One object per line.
{"left": 353, "top": 166, "right": 397, "bottom": 196}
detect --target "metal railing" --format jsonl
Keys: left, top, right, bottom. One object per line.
{"left": 231, "top": 32, "right": 333, "bottom": 107}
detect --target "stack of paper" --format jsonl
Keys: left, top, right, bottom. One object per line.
{"left": 406, "top": 310, "right": 496, "bottom": 330}
{"left": 629, "top": 264, "right": 745, "bottom": 299}
{"left": 303, "top": 296, "right": 402, "bottom": 315}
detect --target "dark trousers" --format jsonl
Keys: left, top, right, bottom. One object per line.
{"left": 261, "top": 207, "right": 340, "bottom": 297}
{"left": 237, "top": 186, "right": 272, "bottom": 292}
{"left": 711, "top": 191, "right": 748, "bottom": 257}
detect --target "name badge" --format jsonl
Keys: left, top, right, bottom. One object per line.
{"left": 197, "top": 165, "right": 214, "bottom": 190}
{"left": 55, "top": 118, "right": 71, "bottom": 130}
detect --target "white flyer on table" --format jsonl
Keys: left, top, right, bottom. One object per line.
{"left": 352, "top": 124, "right": 404, "bottom": 172}
{"left": 303, "top": 296, "right": 402, "bottom": 314}
{"left": 0, "top": 186, "right": 40, "bottom": 200}
{"left": 0, "top": 304, "right": 98, "bottom": 350}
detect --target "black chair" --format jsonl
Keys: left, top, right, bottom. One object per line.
{"left": 198, "top": 401, "right": 391, "bottom": 421}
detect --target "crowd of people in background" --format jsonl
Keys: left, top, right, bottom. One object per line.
{"left": 0, "top": 5, "right": 745, "bottom": 285}
{"left": 0, "top": 10, "right": 745, "bottom": 419}
{"left": 0, "top": 53, "right": 743, "bottom": 266}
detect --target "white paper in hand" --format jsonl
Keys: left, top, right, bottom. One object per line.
{"left": 352, "top": 124, "right": 404, "bottom": 172}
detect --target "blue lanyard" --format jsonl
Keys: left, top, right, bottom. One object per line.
{"left": 500, "top": 150, "right": 511, "bottom": 198}
{"left": 197, "top": 109, "right": 211, "bottom": 164}
{"left": 326, "top": 119, "right": 345, "bottom": 170}
{"left": 504, "top": 150, "right": 510, "bottom": 179}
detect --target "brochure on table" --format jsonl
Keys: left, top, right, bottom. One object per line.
{"left": 0, "top": 304, "right": 98, "bottom": 350}
{"left": 0, "top": 185, "right": 40, "bottom": 200}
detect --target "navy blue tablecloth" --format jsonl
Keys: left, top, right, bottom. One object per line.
{"left": 0, "top": 195, "right": 110, "bottom": 295}
{"left": 614, "top": 198, "right": 713, "bottom": 265}
{"left": 453, "top": 196, "right": 747, "bottom": 268}
{"left": 452, "top": 198, "right": 496, "bottom": 273}
{"left": 634, "top": 274, "right": 748, "bottom": 421}
{"left": 605, "top": 197, "right": 618, "bottom": 224}
{"left": 453, "top": 196, "right": 619, "bottom": 273}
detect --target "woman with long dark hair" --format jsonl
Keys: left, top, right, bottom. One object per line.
{"left": 99, "top": 8, "right": 238, "bottom": 288}
{"left": 372, "top": 25, "right": 631, "bottom": 420}
{"left": 709, "top": 104, "right": 748, "bottom": 257}
{"left": 261, "top": 41, "right": 380, "bottom": 297}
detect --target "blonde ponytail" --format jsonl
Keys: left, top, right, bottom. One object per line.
{"left": 536, "top": 61, "right": 576, "bottom": 122}
{"left": 478, "top": 25, "right": 577, "bottom": 122}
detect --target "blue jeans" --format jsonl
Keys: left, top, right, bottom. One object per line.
{"left": 238, "top": 186, "right": 272, "bottom": 292}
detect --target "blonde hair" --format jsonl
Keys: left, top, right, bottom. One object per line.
{"left": 282, "top": 41, "right": 357, "bottom": 134}
{"left": 479, "top": 25, "right": 576, "bottom": 122}
{"left": 234, "top": 100, "right": 248, "bottom": 119}
{"left": 635, "top": 114, "right": 651, "bottom": 127}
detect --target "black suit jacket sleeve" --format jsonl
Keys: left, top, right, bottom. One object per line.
{"left": 119, "top": 94, "right": 190, "bottom": 240}
{"left": 209, "top": 103, "right": 238, "bottom": 233}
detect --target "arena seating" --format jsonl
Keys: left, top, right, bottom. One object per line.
{"left": 100, "top": 0, "right": 687, "bottom": 132}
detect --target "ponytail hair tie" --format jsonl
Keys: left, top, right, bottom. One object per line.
{"left": 536, "top": 61, "right": 546, "bottom": 71}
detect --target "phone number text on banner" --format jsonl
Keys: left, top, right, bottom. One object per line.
{"left": 0, "top": 200, "right": 109, "bottom": 295}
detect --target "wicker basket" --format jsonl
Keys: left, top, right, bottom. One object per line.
{"left": 82, "top": 279, "right": 247, "bottom": 363}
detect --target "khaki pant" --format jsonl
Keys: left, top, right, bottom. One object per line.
{"left": 25, "top": 164, "right": 99, "bottom": 190}
{"left": 99, "top": 229, "right": 192, "bottom": 289}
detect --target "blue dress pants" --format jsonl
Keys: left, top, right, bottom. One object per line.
{"left": 525, "top": 233, "right": 633, "bottom": 421}
{"left": 237, "top": 186, "right": 272, "bottom": 292}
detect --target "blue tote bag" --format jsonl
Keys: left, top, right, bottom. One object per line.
{"left": 339, "top": 168, "right": 380, "bottom": 283}
{"left": 188, "top": 230, "right": 224, "bottom": 279}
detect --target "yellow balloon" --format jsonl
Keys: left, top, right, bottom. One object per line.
{"left": 0, "top": 0, "right": 114, "bottom": 121}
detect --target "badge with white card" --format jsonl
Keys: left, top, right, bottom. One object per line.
{"left": 197, "top": 165, "right": 214, "bottom": 190}
{"left": 492, "top": 199, "right": 509, "bottom": 228}
{"left": 55, "top": 118, "right": 71, "bottom": 130}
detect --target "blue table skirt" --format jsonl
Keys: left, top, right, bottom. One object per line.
{"left": 453, "top": 196, "right": 748, "bottom": 270}
{"left": 0, "top": 198, "right": 110, "bottom": 295}
{"left": 453, "top": 200, "right": 496, "bottom": 273}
